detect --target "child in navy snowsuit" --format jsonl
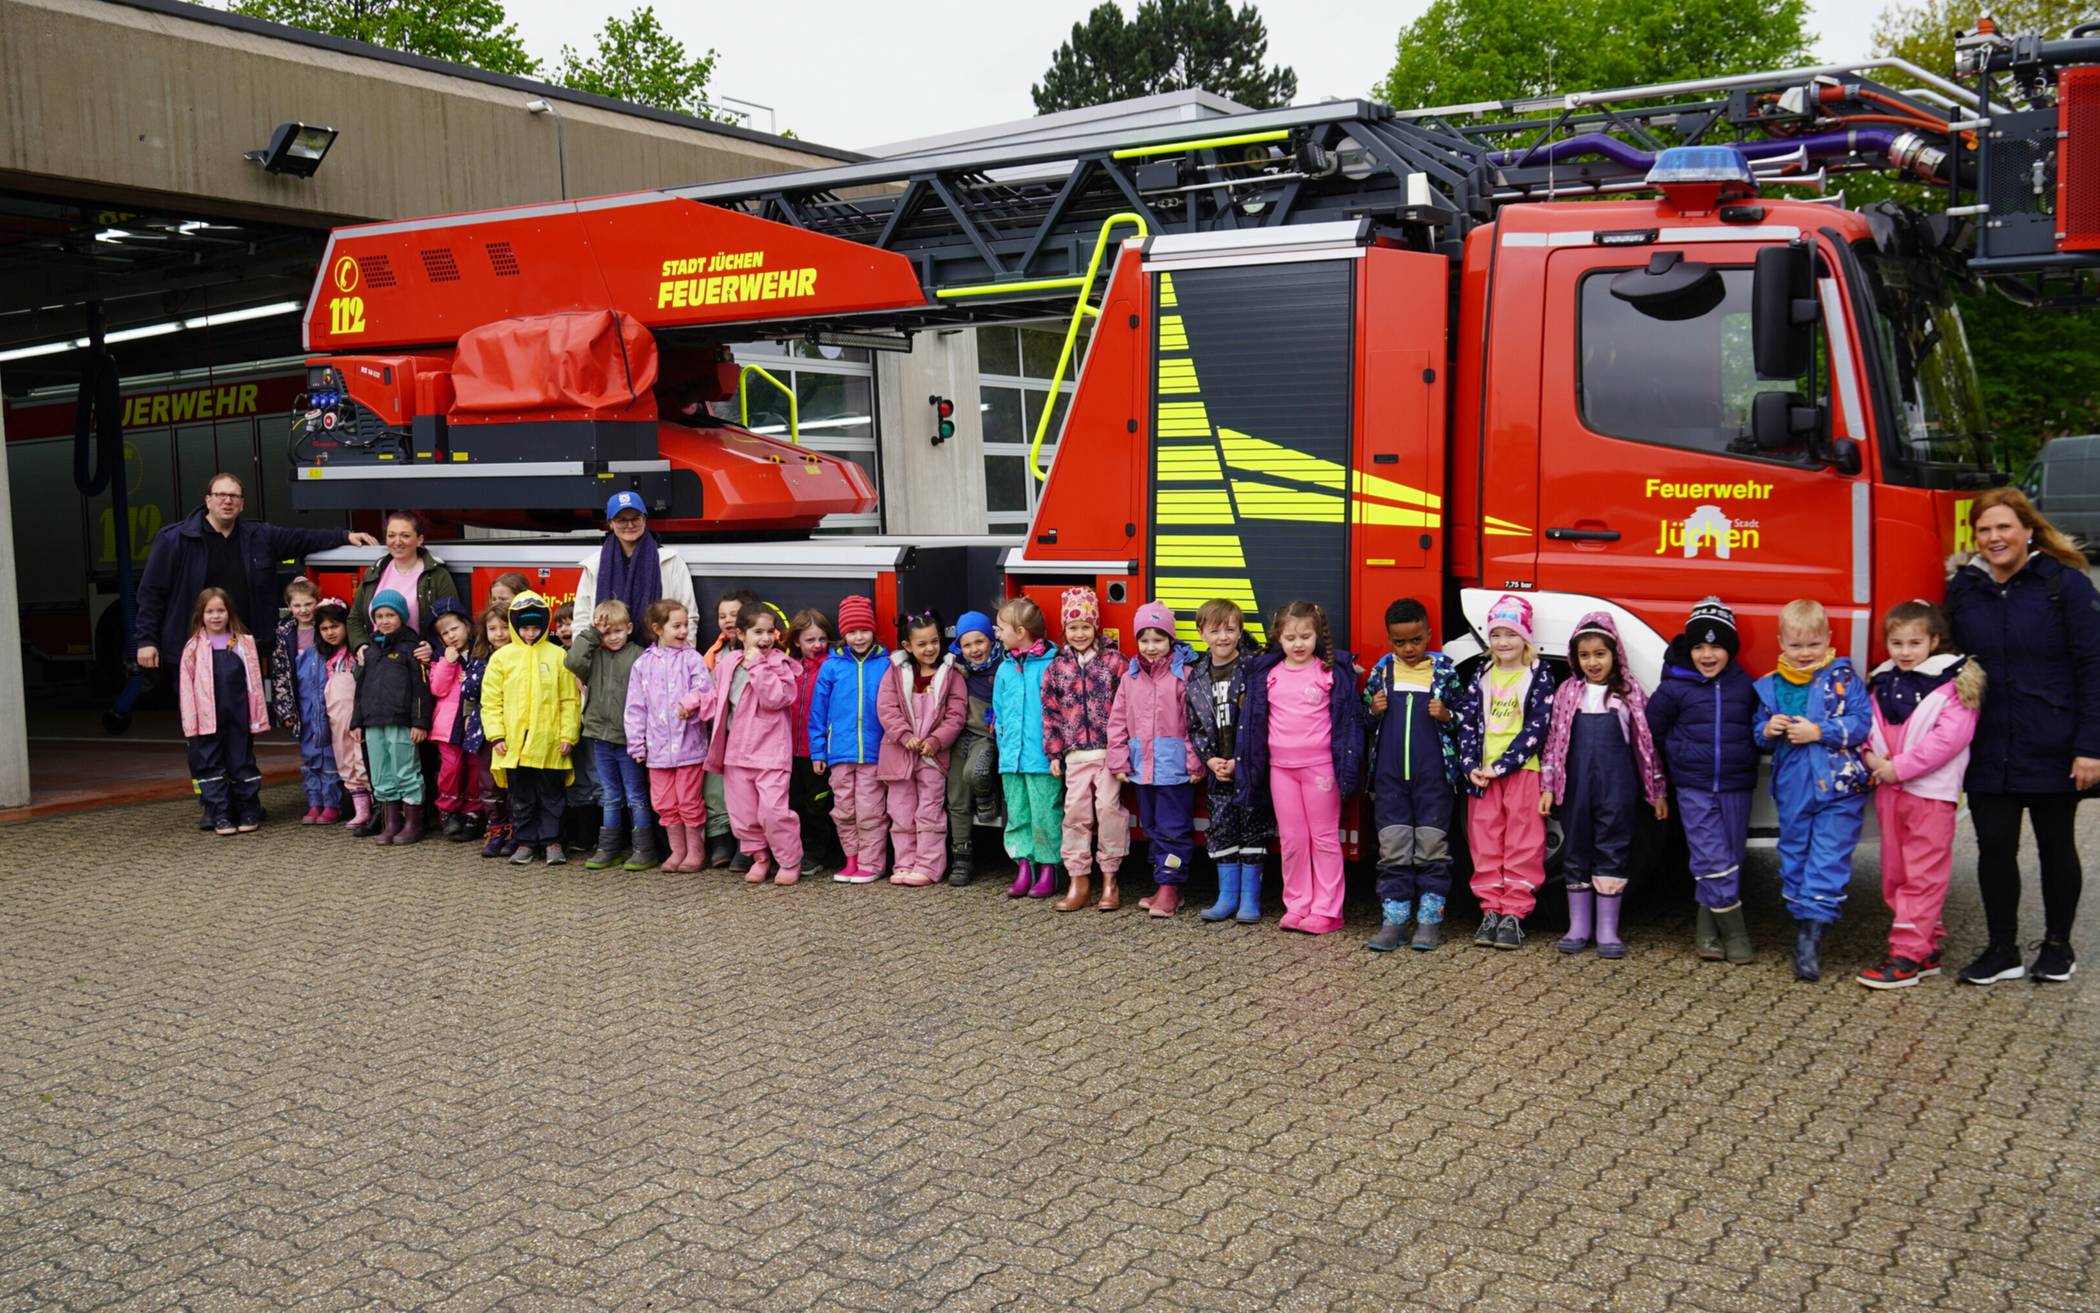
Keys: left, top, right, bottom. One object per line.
{"left": 294, "top": 598, "right": 347, "bottom": 823}
{"left": 1755, "top": 598, "right": 1872, "bottom": 983}
{"left": 1645, "top": 597, "right": 1761, "bottom": 964}
{"left": 1539, "top": 611, "right": 1667, "bottom": 959}
{"left": 1362, "top": 598, "right": 1461, "bottom": 953}
{"left": 1189, "top": 600, "right": 1270, "bottom": 925}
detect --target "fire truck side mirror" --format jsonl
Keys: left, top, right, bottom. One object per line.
{"left": 1748, "top": 389, "right": 1819, "bottom": 455}
{"left": 1752, "top": 243, "right": 1818, "bottom": 380}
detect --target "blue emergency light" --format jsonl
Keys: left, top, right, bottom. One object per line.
{"left": 1646, "top": 145, "right": 1758, "bottom": 211}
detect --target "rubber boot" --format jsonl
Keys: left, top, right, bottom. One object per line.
{"left": 1235, "top": 863, "right": 1263, "bottom": 924}
{"left": 440, "top": 812, "right": 465, "bottom": 841}
{"left": 1714, "top": 904, "right": 1756, "bottom": 964}
{"left": 1199, "top": 864, "right": 1240, "bottom": 922}
{"left": 317, "top": 806, "right": 340, "bottom": 825}
{"left": 625, "top": 826, "right": 666, "bottom": 872}
{"left": 1694, "top": 905, "right": 1724, "bottom": 960}
{"left": 1557, "top": 888, "right": 1595, "bottom": 954}
{"left": 1055, "top": 871, "right": 1093, "bottom": 912}
{"left": 393, "top": 804, "right": 425, "bottom": 845}
{"left": 1007, "top": 859, "right": 1033, "bottom": 898}
{"left": 1096, "top": 869, "right": 1121, "bottom": 911}
{"left": 1148, "top": 883, "right": 1183, "bottom": 918}
{"left": 1028, "top": 862, "right": 1058, "bottom": 898}
{"left": 371, "top": 801, "right": 403, "bottom": 846}
{"left": 705, "top": 833, "right": 737, "bottom": 870}
{"left": 1368, "top": 899, "right": 1412, "bottom": 952}
{"left": 457, "top": 812, "right": 485, "bottom": 843}
{"left": 1793, "top": 920, "right": 1825, "bottom": 982}
{"left": 586, "top": 826, "right": 629, "bottom": 871}
{"left": 345, "top": 792, "right": 373, "bottom": 832}
{"left": 1410, "top": 893, "right": 1446, "bottom": 951}
{"left": 1594, "top": 893, "right": 1626, "bottom": 959}
{"left": 675, "top": 825, "right": 705, "bottom": 873}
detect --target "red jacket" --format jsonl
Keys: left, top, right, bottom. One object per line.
{"left": 792, "top": 652, "right": 824, "bottom": 757}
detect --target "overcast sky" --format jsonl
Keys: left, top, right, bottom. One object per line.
{"left": 496, "top": 0, "right": 1890, "bottom": 151}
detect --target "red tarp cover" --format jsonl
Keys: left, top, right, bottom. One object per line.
{"left": 450, "top": 310, "right": 658, "bottom": 415}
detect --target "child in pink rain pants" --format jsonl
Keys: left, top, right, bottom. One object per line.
{"left": 810, "top": 594, "right": 890, "bottom": 883}
{"left": 1110, "top": 602, "right": 1202, "bottom": 918}
{"left": 877, "top": 611, "right": 968, "bottom": 886}
{"left": 1232, "top": 600, "right": 1365, "bottom": 934}
{"left": 705, "top": 602, "right": 804, "bottom": 884}
{"left": 1041, "top": 586, "right": 1130, "bottom": 910}
{"left": 1459, "top": 593, "right": 1556, "bottom": 950}
{"left": 626, "top": 600, "right": 716, "bottom": 873}
{"left": 1859, "top": 600, "right": 1986, "bottom": 989}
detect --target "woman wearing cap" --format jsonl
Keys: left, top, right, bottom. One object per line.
{"left": 572, "top": 492, "right": 697, "bottom": 646}
{"left": 1945, "top": 488, "right": 2100, "bottom": 987}
{"left": 348, "top": 510, "right": 461, "bottom": 652}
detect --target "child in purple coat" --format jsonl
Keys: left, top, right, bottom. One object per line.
{"left": 624, "top": 600, "right": 715, "bottom": 873}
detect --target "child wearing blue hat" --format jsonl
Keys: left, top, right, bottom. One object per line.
{"left": 944, "top": 609, "right": 1004, "bottom": 882}
{"left": 353, "top": 588, "right": 433, "bottom": 844}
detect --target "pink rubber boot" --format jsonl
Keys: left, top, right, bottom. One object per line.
{"left": 1007, "top": 860, "right": 1033, "bottom": 898}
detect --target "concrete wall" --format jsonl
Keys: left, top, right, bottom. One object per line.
{"left": 875, "top": 333, "right": 988, "bottom": 536}
{"left": 0, "top": 0, "right": 846, "bottom": 227}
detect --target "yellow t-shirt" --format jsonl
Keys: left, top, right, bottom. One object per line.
{"left": 1390, "top": 661, "right": 1434, "bottom": 691}
{"left": 1482, "top": 665, "right": 1540, "bottom": 772}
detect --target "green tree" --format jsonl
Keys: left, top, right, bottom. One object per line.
{"left": 1377, "top": 0, "right": 1813, "bottom": 109}
{"left": 1866, "top": 0, "right": 2100, "bottom": 465}
{"left": 556, "top": 6, "right": 733, "bottom": 121}
{"left": 1032, "top": 0, "right": 1298, "bottom": 113}
{"left": 227, "top": 0, "right": 539, "bottom": 76}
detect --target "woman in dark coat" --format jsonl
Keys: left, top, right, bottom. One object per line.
{"left": 1945, "top": 488, "right": 2100, "bottom": 986}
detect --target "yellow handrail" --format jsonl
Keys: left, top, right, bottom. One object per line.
{"left": 737, "top": 363, "right": 798, "bottom": 444}
{"left": 1028, "top": 210, "right": 1147, "bottom": 481}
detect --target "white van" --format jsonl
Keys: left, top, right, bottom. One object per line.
{"left": 2021, "top": 434, "right": 2100, "bottom": 552}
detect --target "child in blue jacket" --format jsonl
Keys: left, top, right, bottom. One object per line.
{"left": 810, "top": 594, "right": 890, "bottom": 882}
{"left": 1363, "top": 598, "right": 1462, "bottom": 952}
{"left": 1646, "top": 597, "right": 1761, "bottom": 964}
{"left": 992, "top": 597, "right": 1063, "bottom": 898}
{"left": 1755, "top": 598, "right": 1872, "bottom": 983}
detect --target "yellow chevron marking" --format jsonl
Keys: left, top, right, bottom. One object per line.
{"left": 1155, "top": 357, "right": 1200, "bottom": 394}
{"left": 1157, "top": 274, "right": 1178, "bottom": 308}
{"left": 1152, "top": 577, "right": 1266, "bottom": 641}
{"left": 1229, "top": 480, "right": 1345, "bottom": 521}
{"left": 1353, "top": 503, "right": 1439, "bottom": 527}
{"left": 1158, "top": 315, "right": 1188, "bottom": 351}
{"left": 1155, "top": 447, "right": 1223, "bottom": 481}
{"left": 1157, "top": 490, "right": 1234, "bottom": 523}
{"left": 1351, "top": 469, "right": 1442, "bottom": 510}
{"left": 1484, "top": 514, "right": 1532, "bottom": 537}
{"left": 1156, "top": 401, "right": 1211, "bottom": 438}
{"left": 1153, "top": 535, "right": 1245, "bottom": 568}
{"left": 1218, "top": 430, "right": 1346, "bottom": 489}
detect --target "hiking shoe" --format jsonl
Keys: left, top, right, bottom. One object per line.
{"left": 1367, "top": 922, "right": 1409, "bottom": 953}
{"left": 1492, "top": 915, "right": 1524, "bottom": 951}
{"left": 2032, "top": 940, "right": 2078, "bottom": 984}
{"left": 1473, "top": 914, "right": 1499, "bottom": 948}
{"left": 1957, "top": 942, "right": 2026, "bottom": 986}
{"left": 1857, "top": 955, "right": 1924, "bottom": 990}
{"left": 544, "top": 844, "right": 567, "bottom": 867}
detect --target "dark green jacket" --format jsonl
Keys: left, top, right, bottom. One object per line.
{"left": 565, "top": 624, "right": 644, "bottom": 745}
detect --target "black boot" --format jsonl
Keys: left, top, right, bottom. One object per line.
{"left": 457, "top": 813, "right": 486, "bottom": 844}
{"left": 624, "top": 826, "right": 665, "bottom": 872}
{"left": 586, "top": 826, "right": 629, "bottom": 871}
{"left": 441, "top": 812, "right": 466, "bottom": 841}
{"left": 1793, "top": 920, "right": 1826, "bottom": 982}
{"left": 351, "top": 803, "right": 388, "bottom": 838}
{"left": 705, "top": 832, "right": 737, "bottom": 869}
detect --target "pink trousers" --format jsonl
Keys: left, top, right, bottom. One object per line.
{"left": 1875, "top": 787, "right": 1955, "bottom": 962}
{"left": 886, "top": 758, "right": 949, "bottom": 879}
{"left": 1271, "top": 763, "right": 1343, "bottom": 924}
{"left": 1469, "top": 770, "right": 1546, "bottom": 918}
{"left": 1059, "top": 755, "right": 1130, "bottom": 875}
{"left": 726, "top": 765, "right": 802, "bottom": 871}
{"left": 436, "top": 742, "right": 481, "bottom": 816}
{"left": 650, "top": 764, "right": 706, "bottom": 827}
{"left": 829, "top": 762, "right": 888, "bottom": 876}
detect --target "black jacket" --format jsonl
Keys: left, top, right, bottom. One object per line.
{"left": 1946, "top": 552, "right": 2100, "bottom": 794}
{"left": 352, "top": 628, "right": 433, "bottom": 731}
{"left": 133, "top": 507, "right": 350, "bottom": 664}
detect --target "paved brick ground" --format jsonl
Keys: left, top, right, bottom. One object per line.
{"left": 3, "top": 784, "right": 2096, "bottom": 1312}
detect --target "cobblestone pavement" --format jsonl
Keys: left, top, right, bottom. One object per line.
{"left": 3, "top": 785, "right": 2097, "bottom": 1312}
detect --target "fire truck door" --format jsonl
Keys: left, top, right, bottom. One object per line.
{"left": 1533, "top": 246, "right": 1867, "bottom": 670}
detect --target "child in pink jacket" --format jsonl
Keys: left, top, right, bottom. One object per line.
{"left": 1109, "top": 602, "right": 1203, "bottom": 917}
{"left": 877, "top": 612, "right": 968, "bottom": 887}
{"left": 1859, "top": 600, "right": 1986, "bottom": 989}
{"left": 625, "top": 599, "right": 715, "bottom": 873}
{"left": 704, "top": 602, "right": 803, "bottom": 885}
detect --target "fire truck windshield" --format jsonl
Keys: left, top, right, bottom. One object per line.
{"left": 1854, "top": 244, "right": 1995, "bottom": 480}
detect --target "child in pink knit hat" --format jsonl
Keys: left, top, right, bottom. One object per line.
{"left": 1110, "top": 602, "right": 1202, "bottom": 917}
{"left": 1457, "top": 593, "right": 1556, "bottom": 951}
{"left": 1040, "top": 586, "right": 1130, "bottom": 910}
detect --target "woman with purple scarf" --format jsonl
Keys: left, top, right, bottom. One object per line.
{"left": 571, "top": 491, "right": 697, "bottom": 645}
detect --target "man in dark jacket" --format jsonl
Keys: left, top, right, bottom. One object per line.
{"left": 133, "top": 473, "right": 374, "bottom": 671}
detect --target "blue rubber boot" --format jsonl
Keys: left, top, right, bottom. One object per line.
{"left": 1198, "top": 863, "right": 1240, "bottom": 922}
{"left": 1368, "top": 899, "right": 1412, "bottom": 952}
{"left": 1234, "top": 863, "right": 1263, "bottom": 923}
{"left": 1410, "top": 894, "right": 1446, "bottom": 951}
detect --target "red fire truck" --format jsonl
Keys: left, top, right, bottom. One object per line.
{"left": 295, "top": 19, "right": 2098, "bottom": 686}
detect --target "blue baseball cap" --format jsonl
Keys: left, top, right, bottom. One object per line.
{"left": 605, "top": 491, "right": 647, "bottom": 520}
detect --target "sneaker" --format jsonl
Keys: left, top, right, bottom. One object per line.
{"left": 1473, "top": 914, "right": 1499, "bottom": 948}
{"left": 1956, "top": 942, "right": 2026, "bottom": 986}
{"left": 508, "top": 846, "right": 538, "bottom": 866}
{"left": 1492, "top": 915, "right": 1524, "bottom": 951}
{"left": 1919, "top": 944, "right": 1944, "bottom": 978}
{"left": 1857, "top": 955, "right": 1924, "bottom": 990}
{"left": 2032, "top": 940, "right": 2078, "bottom": 984}
{"left": 544, "top": 844, "right": 567, "bottom": 867}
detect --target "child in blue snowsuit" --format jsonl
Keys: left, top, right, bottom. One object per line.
{"left": 295, "top": 599, "right": 348, "bottom": 821}
{"left": 1755, "top": 598, "right": 1872, "bottom": 983}
{"left": 1363, "top": 598, "right": 1461, "bottom": 953}
{"left": 1646, "top": 597, "right": 1761, "bottom": 965}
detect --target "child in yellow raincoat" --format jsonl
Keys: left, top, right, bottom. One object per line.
{"left": 480, "top": 591, "right": 582, "bottom": 866}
